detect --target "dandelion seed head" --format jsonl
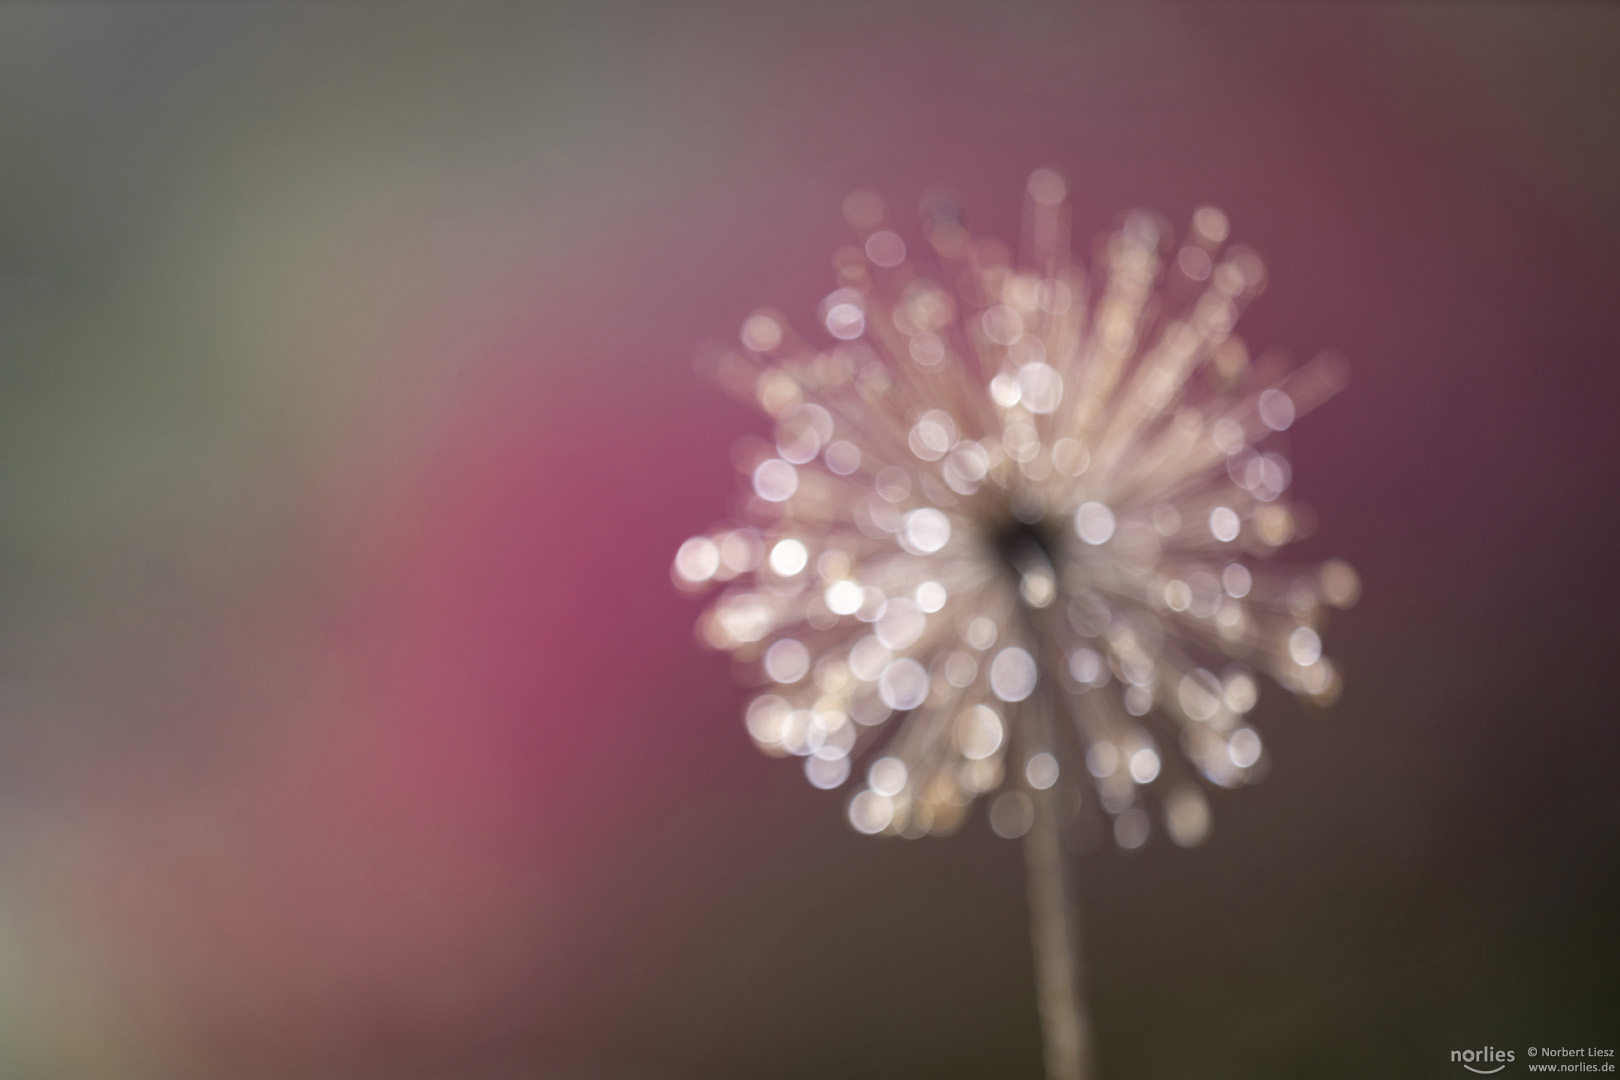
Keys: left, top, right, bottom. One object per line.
{"left": 676, "top": 174, "right": 1354, "bottom": 844}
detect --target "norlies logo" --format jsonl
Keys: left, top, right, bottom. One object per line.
{"left": 1454, "top": 1046, "right": 1516, "bottom": 1074}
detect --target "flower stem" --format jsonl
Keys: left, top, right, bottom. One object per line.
{"left": 1022, "top": 755, "right": 1095, "bottom": 1080}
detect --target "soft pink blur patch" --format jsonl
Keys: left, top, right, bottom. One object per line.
{"left": 28, "top": 345, "right": 752, "bottom": 1072}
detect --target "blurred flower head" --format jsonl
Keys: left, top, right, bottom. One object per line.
{"left": 676, "top": 170, "right": 1356, "bottom": 849}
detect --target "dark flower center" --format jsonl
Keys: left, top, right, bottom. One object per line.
{"left": 988, "top": 512, "right": 1064, "bottom": 581}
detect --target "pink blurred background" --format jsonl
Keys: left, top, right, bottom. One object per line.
{"left": 1, "top": 4, "right": 1616, "bottom": 1077}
